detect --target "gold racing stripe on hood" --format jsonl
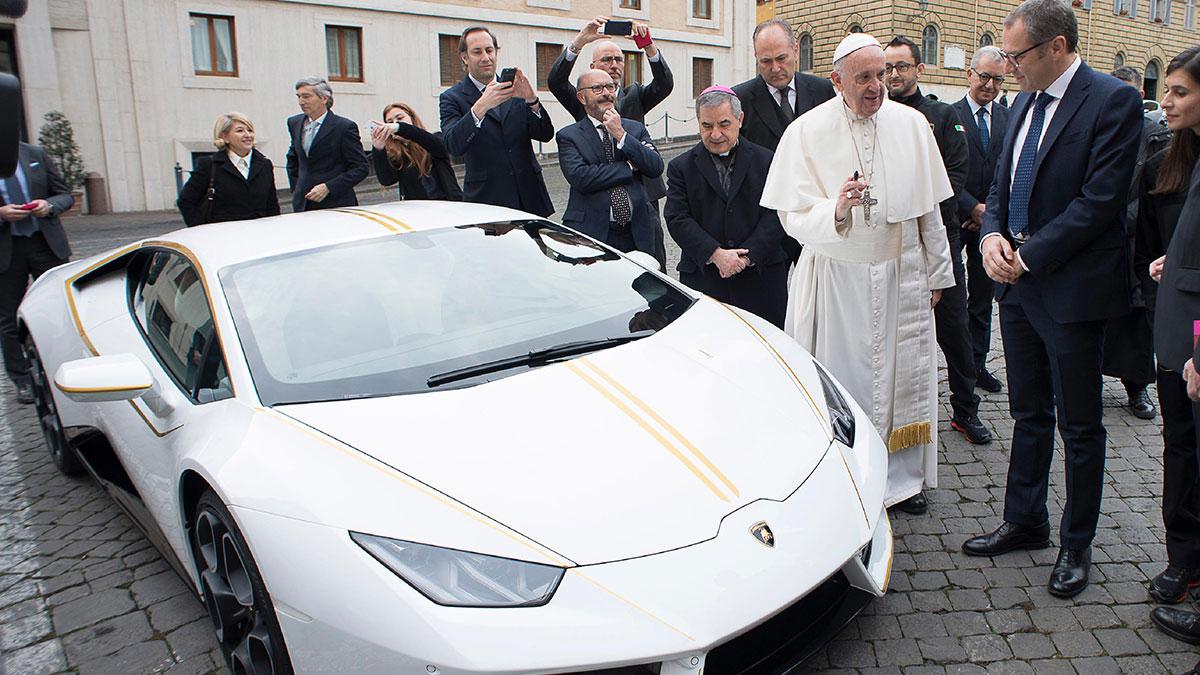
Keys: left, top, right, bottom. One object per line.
{"left": 576, "top": 357, "right": 739, "bottom": 499}
{"left": 336, "top": 207, "right": 414, "bottom": 233}
{"left": 564, "top": 359, "right": 732, "bottom": 502}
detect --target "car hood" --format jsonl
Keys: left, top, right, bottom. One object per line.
{"left": 277, "top": 301, "right": 837, "bottom": 565}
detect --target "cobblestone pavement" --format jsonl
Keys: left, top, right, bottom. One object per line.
{"left": 1, "top": 162, "right": 1194, "bottom": 672}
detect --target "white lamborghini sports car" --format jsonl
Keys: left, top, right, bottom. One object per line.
{"left": 18, "top": 201, "right": 893, "bottom": 674}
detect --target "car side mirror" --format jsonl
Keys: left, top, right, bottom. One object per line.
{"left": 54, "top": 354, "right": 154, "bottom": 402}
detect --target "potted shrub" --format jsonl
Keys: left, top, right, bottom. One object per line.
{"left": 37, "top": 111, "right": 87, "bottom": 216}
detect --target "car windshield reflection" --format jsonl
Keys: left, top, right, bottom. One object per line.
{"left": 220, "top": 220, "right": 694, "bottom": 405}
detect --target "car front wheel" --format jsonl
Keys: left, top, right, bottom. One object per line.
{"left": 191, "top": 489, "right": 293, "bottom": 675}
{"left": 23, "top": 336, "right": 80, "bottom": 475}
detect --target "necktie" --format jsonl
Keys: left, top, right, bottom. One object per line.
{"left": 599, "top": 125, "right": 632, "bottom": 224}
{"left": 1007, "top": 92, "right": 1054, "bottom": 239}
{"left": 778, "top": 87, "right": 794, "bottom": 124}
{"left": 303, "top": 121, "right": 320, "bottom": 154}
{"left": 976, "top": 107, "right": 990, "bottom": 155}
{"left": 3, "top": 173, "right": 36, "bottom": 236}
{"left": 238, "top": 157, "right": 249, "bottom": 179}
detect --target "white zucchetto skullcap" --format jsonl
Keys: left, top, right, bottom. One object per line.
{"left": 833, "top": 33, "right": 882, "bottom": 62}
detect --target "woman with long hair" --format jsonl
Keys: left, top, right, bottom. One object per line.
{"left": 368, "top": 102, "right": 461, "bottom": 201}
{"left": 1143, "top": 46, "right": 1200, "bottom": 664}
{"left": 177, "top": 112, "right": 280, "bottom": 225}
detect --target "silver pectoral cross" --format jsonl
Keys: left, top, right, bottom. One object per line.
{"left": 860, "top": 187, "right": 878, "bottom": 222}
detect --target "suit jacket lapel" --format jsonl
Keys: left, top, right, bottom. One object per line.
{"left": 576, "top": 117, "right": 609, "bottom": 164}
{"left": 306, "top": 112, "right": 337, "bottom": 156}
{"left": 791, "top": 75, "right": 811, "bottom": 117}
{"left": 215, "top": 153, "right": 243, "bottom": 182}
{"left": 691, "top": 145, "right": 727, "bottom": 199}
{"left": 957, "top": 99, "right": 986, "bottom": 156}
{"left": 725, "top": 144, "right": 749, "bottom": 200}
{"left": 990, "top": 106, "right": 1008, "bottom": 163}
{"left": 752, "top": 77, "right": 784, "bottom": 139}
{"left": 1031, "top": 64, "right": 1091, "bottom": 182}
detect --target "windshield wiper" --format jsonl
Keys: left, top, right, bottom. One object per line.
{"left": 426, "top": 331, "right": 655, "bottom": 388}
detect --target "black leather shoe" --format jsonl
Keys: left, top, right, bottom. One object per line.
{"left": 951, "top": 415, "right": 994, "bottom": 444}
{"left": 1151, "top": 606, "right": 1200, "bottom": 645}
{"left": 976, "top": 368, "right": 1003, "bottom": 393}
{"left": 892, "top": 491, "right": 928, "bottom": 515}
{"left": 1150, "top": 565, "right": 1200, "bottom": 604}
{"left": 1048, "top": 546, "right": 1091, "bottom": 598}
{"left": 962, "top": 521, "right": 1051, "bottom": 557}
{"left": 15, "top": 380, "right": 34, "bottom": 405}
{"left": 1128, "top": 387, "right": 1157, "bottom": 420}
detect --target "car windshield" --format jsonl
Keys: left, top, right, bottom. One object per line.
{"left": 220, "top": 220, "right": 694, "bottom": 405}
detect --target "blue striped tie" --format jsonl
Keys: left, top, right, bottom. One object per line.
{"left": 976, "top": 107, "right": 990, "bottom": 155}
{"left": 1007, "top": 92, "right": 1054, "bottom": 239}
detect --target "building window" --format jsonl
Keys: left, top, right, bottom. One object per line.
{"left": 1187, "top": 0, "right": 1195, "bottom": 28}
{"left": 692, "top": 0, "right": 712, "bottom": 20}
{"left": 1115, "top": 0, "right": 1137, "bottom": 16}
{"left": 535, "top": 43, "right": 560, "bottom": 91}
{"left": 1115, "top": 50, "right": 1125, "bottom": 67}
{"left": 620, "top": 0, "right": 642, "bottom": 8}
{"left": 692, "top": 57, "right": 713, "bottom": 97}
{"left": 1150, "top": 0, "right": 1168, "bottom": 20}
{"left": 622, "top": 50, "right": 643, "bottom": 88}
{"left": 189, "top": 13, "right": 237, "bottom": 77}
{"left": 979, "top": 32, "right": 994, "bottom": 47}
{"left": 1145, "top": 59, "right": 1161, "bottom": 100}
{"left": 438, "top": 34, "right": 466, "bottom": 87}
{"left": 849, "top": 24, "right": 864, "bottom": 33}
{"left": 326, "top": 26, "right": 363, "bottom": 82}
{"left": 922, "top": 25, "right": 939, "bottom": 67}
{"left": 799, "top": 33, "right": 814, "bottom": 72}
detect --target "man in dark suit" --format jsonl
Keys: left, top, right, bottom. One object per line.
{"left": 961, "top": 0, "right": 1144, "bottom": 599}
{"left": 664, "top": 86, "right": 787, "bottom": 328}
{"left": 440, "top": 26, "right": 555, "bottom": 217}
{"left": 0, "top": 142, "right": 73, "bottom": 403}
{"left": 285, "top": 77, "right": 368, "bottom": 213}
{"left": 557, "top": 69, "right": 663, "bottom": 255}
{"left": 548, "top": 17, "right": 673, "bottom": 265}
{"left": 733, "top": 19, "right": 835, "bottom": 265}
{"left": 954, "top": 46, "right": 1011, "bottom": 396}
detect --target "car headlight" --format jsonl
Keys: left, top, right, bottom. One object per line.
{"left": 813, "top": 361, "right": 856, "bottom": 447}
{"left": 351, "top": 532, "right": 565, "bottom": 607}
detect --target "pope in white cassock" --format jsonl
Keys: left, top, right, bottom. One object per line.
{"left": 760, "top": 33, "right": 955, "bottom": 515}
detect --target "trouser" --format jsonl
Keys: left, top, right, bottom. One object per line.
{"left": 649, "top": 200, "right": 666, "bottom": 272}
{"left": 0, "top": 233, "right": 68, "bottom": 383}
{"left": 1158, "top": 366, "right": 1200, "bottom": 567}
{"left": 933, "top": 225, "right": 980, "bottom": 420}
{"left": 999, "top": 282, "right": 1108, "bottom": 550}
{"left": 961, "top": 226, "right": 994, "bottom": 373}
{"left": 605, "top": 223, "right": 638, "bottom": 255}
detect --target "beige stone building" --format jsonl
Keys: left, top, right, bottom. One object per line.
{"left": 772, "top": 0, "right": 1198, "bottom": 101}
{"left": 3, "top": 0, "right": 757, "bottom": 212}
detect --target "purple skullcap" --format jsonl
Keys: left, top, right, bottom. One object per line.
{"left": 700, "top": 85, "right": 736, "bottom": 97}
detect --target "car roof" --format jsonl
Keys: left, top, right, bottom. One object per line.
{"left": 147, "top": 201, "right": 541, "bottom": 273}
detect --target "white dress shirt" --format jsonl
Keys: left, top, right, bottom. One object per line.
{"left": 768, "top": 81, "right": 796, "bottom": 114}
{"left": 965, "top": 96, "right": 994, "bottom": 137}
{"left": 301, "top": 111, "right": 328, "bottom": 154}
{"left": 228, "top": 150, "right": 251, "bottom": 179}
{"left": 469, "top": 73, "right": 542, "bottom": 127}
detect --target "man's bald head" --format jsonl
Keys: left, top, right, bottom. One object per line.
{"left": 753, "top": 19, "right": 799, "bottom": 89}
{"left": 591, "top": 40, "right": 625, "bottom": 84}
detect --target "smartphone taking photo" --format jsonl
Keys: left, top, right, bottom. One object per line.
{"left": 497, "top": 67, "right": 517, "bottom": 83}
{"left": 602, "top": 20, "right": 633, "bottom": 36}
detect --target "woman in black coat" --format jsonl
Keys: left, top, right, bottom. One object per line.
{"left": 177, "top": 112, "right": 281, "bottom": 226}
{"left": 368, "top": 102, "right": 462, "bottom": 201}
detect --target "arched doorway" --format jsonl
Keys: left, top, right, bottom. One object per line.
{"left": 1145, "top": 59, "right": 1160, "bottom": 101}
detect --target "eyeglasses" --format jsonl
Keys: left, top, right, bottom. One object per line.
{"left": 584, "top": 82, "right": 619, "bottom": 94}
{"left": 1000, "top": 40, "right": 1049, "bottom": 65}
{"left": 971, "top": 70, "right": 1005, "bottom": 85}
{"left": 884, "top": 62, "right": 914, "bottom": 74}
{"left": 596, "top": 56, "right": 623, "bottom": 64}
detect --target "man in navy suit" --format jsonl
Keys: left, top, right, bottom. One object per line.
{"left": 953, "top": 46, "right": 1011, "bottom": 394}
{"left": 285, "top": 77, "right": 368, "bottom": 213}
{"left": 557, "top": 69, "right": 663, "bottom": 255}
{"left": 664, "top": 86, "right": 787, "bottom": 328}
{"left": 0, "top": 142, "right": 72, "bottom": 404}
{"left": 961, "top": 0, "right": 1144, "bottom": 598}
{"left": 440, "top": 26, "right": 555, "bottom": 217}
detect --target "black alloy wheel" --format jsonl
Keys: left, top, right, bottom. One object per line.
{"left": 23, "top": 337, "right": 81, "bottom": 475}
{"left": 191, "top": 489, "right": 293, "bottom": 675}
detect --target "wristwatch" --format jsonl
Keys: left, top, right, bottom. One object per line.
{"left": 567, "top": 44, "right": 580, "bottom": 55}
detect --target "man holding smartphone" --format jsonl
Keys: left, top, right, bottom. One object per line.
{"left": 0, "top": 141, "right": 73, "bottom": 404}
{"left": 548, "top": 16, "right": 674, "bottom": 266}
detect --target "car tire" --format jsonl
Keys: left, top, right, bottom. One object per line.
{"left": 191, "top": 489, "right": 294, "bottom": 675}
{"left": 23, "top": 336, "right": 82, "bottom": 476}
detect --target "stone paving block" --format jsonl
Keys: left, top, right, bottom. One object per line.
{"left": 961, "top": 634, "right": 1012, "bottom": 662}
{"left": 900, "top": 612, "right": 948, "bottom": 638}
{"left": 985, "top": 608, "right": 1033, "bottom": 634}
{"left": 1092, "top": 627, "right": 1150, "bottom": 656}
{"left": 130, "top": 570, "right": 188, "bottom": 608}
{"left": 1007, "top": 632, "right": 1057, "bottom": 660}
{"left": 166, "top": 619, "right": 221, "bottom": 661}
{"left": 985, "top": 661, "right": 1035, "bottom": 675}
{"left": 918, "top": 636, "right": 968, "bottom": 662}
{"left": 74, "top": 639, "right": 173, "bottom": 675}
{"left": 1159, "top": 651, "right": 1200, "bottom": 672}
{"left": 2, "top": 637, "right": 68, "bottom": 674}
{"left": 1028, "top": 658, "right": 1077, "bottom": 674}
{"left": 51, "top": 588, "right": 136, "bottom": 635}
{"left": 1030, "top": 607, "right": 1082, "bottom": 632}
{"left": 945, "top": 665, "right": 988, "bottom": 675}
{"left": 1115, "top": 654, "right": 1173, "bottom": 674}
{"left": 1065, "top": 656, "right": 1119, "bottom": 675}
{"left": 61, "top": 611, "right": 154, "bottom": 664}
{"left": 1049, "top": 631, "right": 1104, "bottom": 658}
{"left": 148, "top": 594, "right": 209, "bottom": 635}
{"left": 1071, "top": 604, "right": 1120, "bottom": 630}
{"left": 826, "top": 639, "right": 876, "bottom": 668}
{"left": 872, "top": 638, "right": 922, "bottom": 667}
{"left": 0, "top": 611, "right": 53, "bottom": 651}
{"left": 943, "top": 611, "right": 990, "bottom": 637}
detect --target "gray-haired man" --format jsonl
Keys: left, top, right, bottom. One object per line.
{"left": 663, "top": 86, "right": 788, "bottom": 327}
{"left": 285, "top": 77, "right": 368, "bottom": 212}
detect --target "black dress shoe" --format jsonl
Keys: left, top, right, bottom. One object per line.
{"left": 15, "top": 380, "right": 34, "bottom": 405}
{"left": 976, "top": 368, "right": 1003, "bottom": 393}
{"left": 950, "top": 415, "right": 994, "bottom": 444}
{"left": 1128, "top": 387, "right": 1157, "bottom": 420}
{"left": 1151, "top": 606, "right": 1200, "bottom": 645}
{"left": 1048, "top": 546, "right": 1091, "bottom": 598}
{"left": 892, "top": 491, "right": 928, "bottom": 515}
{"left": 962, "top": 521, "right": 1051, "bottom": 557}
{"left": 1150, "top": 565, "right": 1200, "bottom": 604}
